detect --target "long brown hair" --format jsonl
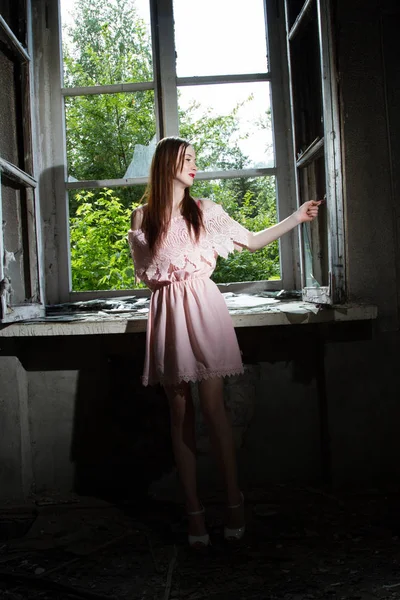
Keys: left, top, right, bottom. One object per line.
{"left": 141, "top": 137, "right": 204, "bottom": 255}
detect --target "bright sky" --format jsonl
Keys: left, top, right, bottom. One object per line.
{"left": 60, "top": 0, "right": 274, "bottom": 167}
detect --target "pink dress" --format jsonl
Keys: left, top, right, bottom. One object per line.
{"left": 128, "top": 202, "right": 250, "bottom": 387}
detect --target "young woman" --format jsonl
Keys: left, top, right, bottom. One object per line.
{"left": 128, "top": 136, "right": 321, "bottom": 549}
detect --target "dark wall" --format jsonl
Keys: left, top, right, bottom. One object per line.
{"left": 335, "top": 0, "right": 400, "bottom": 330}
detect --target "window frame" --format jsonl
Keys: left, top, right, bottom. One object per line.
{"left": 36, "top": 0, "right": 301, "bottom": 305}
{"left": 284, "top": 0, "right": 346, "bottom": 305}
{"left": 0, "top": 1, "right": 45, "bottom": 323}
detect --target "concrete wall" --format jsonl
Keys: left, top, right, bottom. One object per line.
{"left": 0, "top": 342, "right": 323, "bottom": 503}
{"left": 0, "top": 318, "right": 389, "bottom": 504}
{"left": 336, "top": 0, "right": 400, "bottom": 330}
{"left": 0, "top": 357, "right": 33, "bottom": 502}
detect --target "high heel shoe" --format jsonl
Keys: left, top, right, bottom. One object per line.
{"left": 187, "top": 505, "right": 210, "bottom": 549}
{"left": 224, "top": 492, "right": 245, "bottom": 541}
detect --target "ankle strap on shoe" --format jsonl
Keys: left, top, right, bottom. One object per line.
{"left": 187, "top": 505, "right": 205, "bottom": 516}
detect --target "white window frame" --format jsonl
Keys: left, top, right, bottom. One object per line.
{"left": 34, "top": 0, "right": 301, "bottom": 305}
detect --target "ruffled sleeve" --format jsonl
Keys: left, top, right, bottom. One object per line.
{"left": 202, "top": 202, "right": 250, "bottom": 258}
{"left": 127, "top": 229, "right": 152, "bottom": 283}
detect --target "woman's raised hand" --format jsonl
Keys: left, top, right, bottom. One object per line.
{"left": 294, "top": 200, "right": 322, "bottom": 224}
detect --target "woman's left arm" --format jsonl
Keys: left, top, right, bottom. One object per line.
{"left": 247, "top": 200, "right": 322, "bottom": 252}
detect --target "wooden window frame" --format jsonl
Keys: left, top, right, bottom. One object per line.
{"left": 0, "top": 2, "right": 44, "bottom": 323}
{"left": 284, "top": 0, "right": 346, "bottom": 305}
{"left": 29, "top": 0, "right": 300, "bottom": 305}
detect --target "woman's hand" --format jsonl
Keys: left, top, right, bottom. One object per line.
{"left": 247, "top": 199, "right": 323, "bottom": 251}
{"left": 294, "top": 200, "right": 322, "bottom": 224}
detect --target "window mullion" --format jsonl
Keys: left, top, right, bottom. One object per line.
{"left": 61, "top": 82, "right": 154, "bottom": 97}
{"left": 33, "top": 0, "right": 71, "bottom": 304}
{"left": 177, "top": 73, "right": 271, "bottom": 86}
{"left": 152, "top": 0, "right": 179, "bottom": 137}
{"left": 0, "top": 173, "right": 6, "bottom": 320}
{"left": 267, "top": 0, "right": 299, "bottom": 290}
{"left": 64, "top": 168, "right": 277, "bottom": 190}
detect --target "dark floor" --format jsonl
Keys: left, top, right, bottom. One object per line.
{"left": 1, "top": 484, "right": 400, "bottom": 600}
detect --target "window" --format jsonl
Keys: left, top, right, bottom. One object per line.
{"left": 12, "top": 0, "right": 344, "bottom": 308}
{"left": 43, "top": 0, "right": 296, "bottom": 302}
{"left": 0, "top": 0, "right": 44, "bottom": 322}
{"left": 284, "top": 0, "right": 345, "bottom": 304}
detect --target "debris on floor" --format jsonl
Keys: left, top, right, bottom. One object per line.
{"left": 0, "top": 484, "right": 399, "bottom": 599}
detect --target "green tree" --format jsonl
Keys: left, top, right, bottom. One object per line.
{"left": 63, "top": 0, "right": 155, "bottom": 188}
{"left": 70, "top": 189, "right": 139, "bottom": 290}
{"left": 69, "top": 183, "right": 279, "bottom": 291}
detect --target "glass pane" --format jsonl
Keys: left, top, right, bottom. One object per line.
{"left": 60, "top": 0, "right": 153, "bottom": 86}
{"left": 179, "top": 82, "right": 274, "bottom": 171}
{"left": 290, "top": 5, "right": 324, "bottom": 154}
{"left": 65, "top": 91, "right": 156, "bottom": 181}
{"left": 191, "top": 176, "right": 280, "bottom": 283}
{"left": 0, "top": 0, "right": 26, "bottom": 45}
{"left": 0, "top": 49, "right": 20, "bottom": 167}
{"left": 173, "top": 0, "right": 268, "bottom": 77}
{"left": 1, "top": 180, "right": 30, "bottom": 304}
{"left": 69, "top": 186, "right": 146, "bottom": 292}
{"left": 69, "top": 177, "right": 280, "bottom": 291}
{"left": 299, "top": 156, "right": 328, "bottom": 288}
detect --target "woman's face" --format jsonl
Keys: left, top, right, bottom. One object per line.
{"left": 174, "top": 144, "right": 197, "bottom": 188}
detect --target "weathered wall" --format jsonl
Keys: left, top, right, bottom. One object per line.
{"left": 320, "top": 0, "right": 400, "bottom": 487}
{"left": 1, "top": 325, "right": 400, "bottom": 503}
{"left": 336, "top": 0, "right": 400, "bottom": 330}
{"left": 0, "top": 338, "right": 323, "bottom": 503}
{"left": 0, "top": 357, "right": 33, "bottom": 502}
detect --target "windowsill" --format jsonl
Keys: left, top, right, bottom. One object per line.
{"left": 0, "top": 293, "right": 377, "bottom": 337}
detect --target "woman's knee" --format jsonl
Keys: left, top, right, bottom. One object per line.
{"left": 199, "top": 378, "right": 226, "bottom": 422}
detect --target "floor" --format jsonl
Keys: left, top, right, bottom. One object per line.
{"left": 1, "top": 484, "right": 400, "bottom": 600}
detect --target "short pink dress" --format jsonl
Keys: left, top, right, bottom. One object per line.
{"left": 128, "top": 201, "right": 250, "bottom": 387}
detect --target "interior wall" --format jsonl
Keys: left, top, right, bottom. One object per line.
{"left": 336, "top": 0, "right": 400, "bottom": 331}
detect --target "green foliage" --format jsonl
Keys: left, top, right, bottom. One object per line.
{"left": 70, "top": 189, "right": 140, "bottom": 290}
{"left": 179, "top": 101, "right": 247, "bottom": 172}
{"left": 192, "top": 178, "right": 280, "bottom": 283}
{"left": 63, "top": 0, "right": 155, "bottom": 186}
{"left": 69, "top": 186, "right": 279, "bottom": 291}
{"left": 213, "top": 191, "right": 280, "bottom": 283}
{"left": 63, "top": 0, "right": 152, "bottom": 87}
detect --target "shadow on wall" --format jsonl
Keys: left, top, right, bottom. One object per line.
{"left": 71, "top": 353, "right": 174, "bottom": 505}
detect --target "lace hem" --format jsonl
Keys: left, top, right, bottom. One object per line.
{"left": 142, "top": 366, "right": 245, "bottom": 387}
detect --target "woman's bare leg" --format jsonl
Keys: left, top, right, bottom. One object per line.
{"left": 164, "top": 382, "right": 206, "bottom": 536}
{"left": 198, "top": 377, "right": 244, "bottom": 530}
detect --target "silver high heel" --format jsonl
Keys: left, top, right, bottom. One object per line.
{"left": 187, "top": 505, "right": 210, "bottom": 548}
{"left": 224, "top": 492, "right": 245, "bottom": 541}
